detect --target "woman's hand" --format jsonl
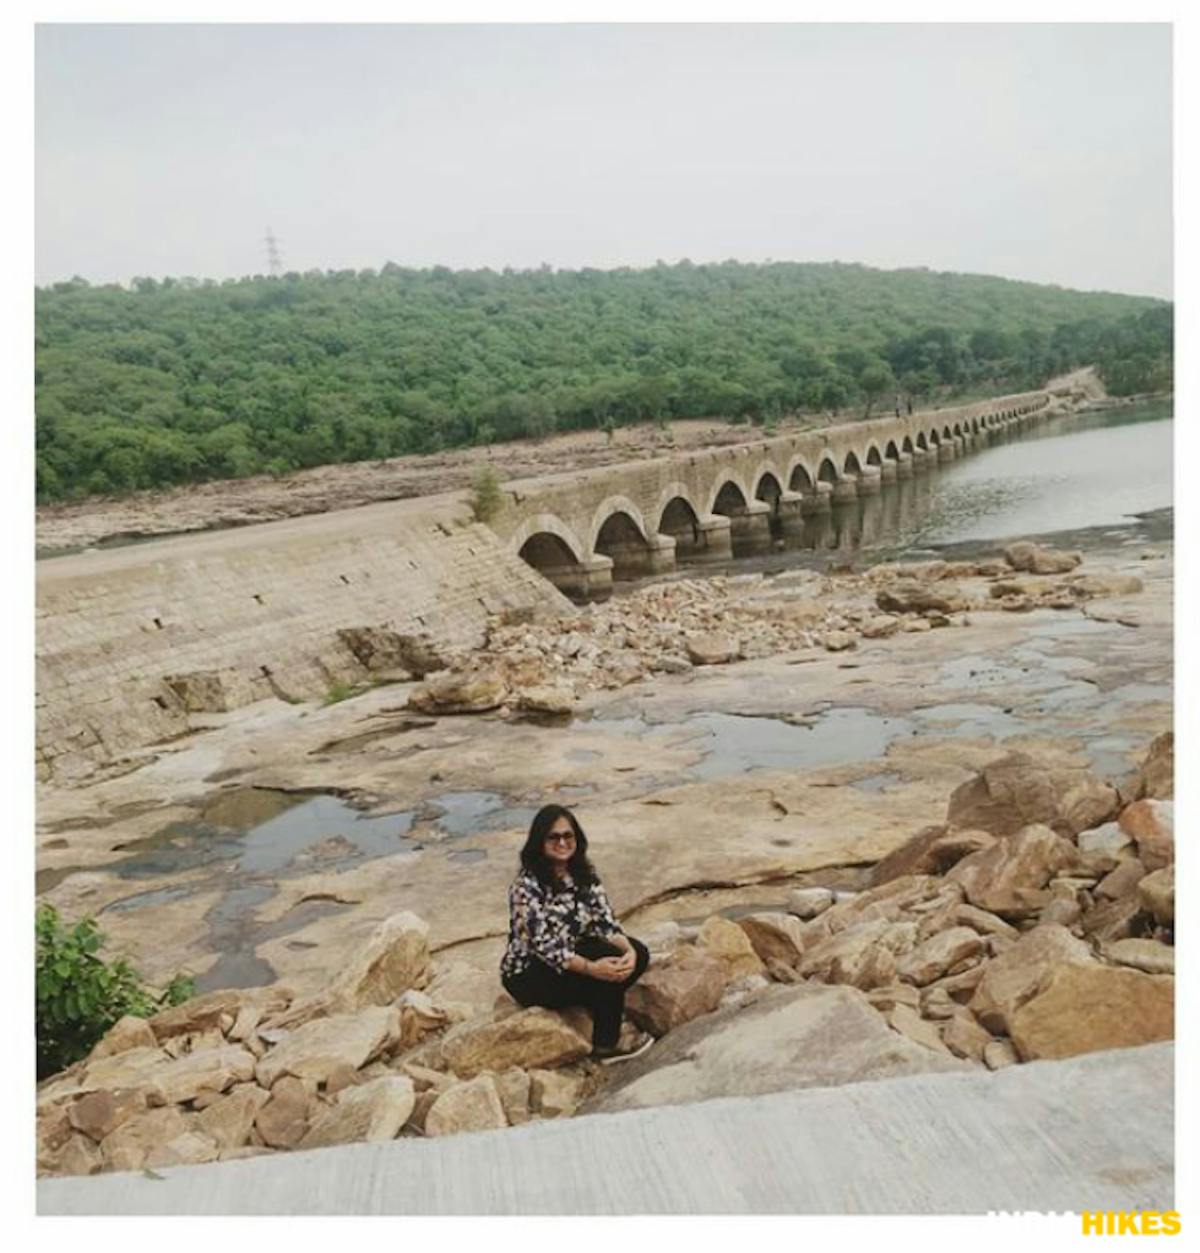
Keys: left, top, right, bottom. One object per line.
{"left": 589, "top": 955, "right": 634, "bottom": 982}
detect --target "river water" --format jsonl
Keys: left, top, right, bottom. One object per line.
{"left": 654, "top": 401, "right": 1173, "bottom": 581}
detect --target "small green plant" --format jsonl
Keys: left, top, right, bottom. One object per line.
{"left": 35, "top": 905, "right": 195, "bottom": 1078}
{"left": 601, "top": 416, "right": 617, "bottom": 444}
{"left": 470, "top": 463, "right": 503, "bottom": 523}
{"left": 322, "top": 681, "right": 367, "bottom": 706}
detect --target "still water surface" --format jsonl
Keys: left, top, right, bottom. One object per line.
{"left": 654, "top": 402, "right": 1173, "bottom": 577}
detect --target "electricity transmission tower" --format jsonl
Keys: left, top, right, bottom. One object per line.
{"left": 263, "top": 226, "right": 284, "bottom": 277}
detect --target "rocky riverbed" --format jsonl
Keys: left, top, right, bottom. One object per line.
{"left": 36, "top": 530, "right": 1174, "bottom": 1176}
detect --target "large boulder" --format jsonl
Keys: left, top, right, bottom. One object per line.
{"left": 1133, "top": 732, "right": 1174, "bottom": 800}
{"left": 586, "top": 984, "right": 968, "bottom": 1114}
{"left": 1066, "top": 573, "right": 1144, "bottom": 599}
{"left": 98, "top": 1106, "right": 190, "bottom": 1173}
{"left": 626, "top": 947, "right": 729, "bottom": 1036}
{"left": 299, "top": 1076, "right": 416, "bottom": 1149}
{"left": 684, "top": 633, "right": 741, "bottom": 665}
{"left": 895, "top": 927, "right": 985, "bottom": 987}
{"left": 1138, "top": 866, "right": 1174, "bottom": 927}
{"left": 407, "top": 669, "right": 507, "bottom": 714}
{"left": 253, "top": 1076, "right": 313, "bottom": 1149}
{"left": 77, "top": 1043, "right": 257, "bottom": 1107}
{"left": 875, "top": 580, "right": 968, "bottom": 615}
{"left": 947, "top": 823, "right": 1078, "bottom": 918}
{"left": 1103, "top": 939, "right": 1175, "bottom": 976}
{"left": 1008, "top": 964, "right": 1173, "bottom": 1061}
{"left": 194, "top": 1084, "right": 271, "bottom": 1152}
{"left": 798, "top": 919, "right": 917, "bottom": 991}
{"left": 1002, "top": 541, "right": 1082, "bottom": 575}
{"left": 424, "top": 1074, "right": 508, "bottom": 1137}
{"left": 436, "top": 1007, "right": 591, "bottom": 1077}
{"left": 1118, "top": 799, "right": 1174, "bottom": 871}
{"left": 736, "top": 912, "right": 807, "bottom": 976}
{"left": 254, "top": 1006, "right": 400, "bottom": 1088}
{"left": 147, "top": 986, "right": 290, "bottom": 1042}
{"left": 946, "top": 753, "right": 1118, "bottom": 838}
{"left": 696, "top": 916, "right": 766, "bottom": 980}
{"left": 969, "top": 924, "right": 1094, "bottom": 1034}
{"left": 869, "top": 826, "right": 996, "bottom": 886}
{"left": 327, "top": 912, "right": 431, "bottom": 1012}
{"left": 529, "top": 1068, "right": 586, "bottom": 1118}
{"left": 87, "top": 1015, "right": 158, "bottom": 1060}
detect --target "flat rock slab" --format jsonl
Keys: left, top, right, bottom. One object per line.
{"left": 39, "top": 1043, "right": 1172, "bottom": 1215}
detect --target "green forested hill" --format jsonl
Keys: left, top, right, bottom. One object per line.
{"left": 34, "top": 260, "right": 1172, "bottom": 501}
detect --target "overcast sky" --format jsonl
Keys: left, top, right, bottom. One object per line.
{"left": 35, "top": 23, "right": 1172, "bottom": 296}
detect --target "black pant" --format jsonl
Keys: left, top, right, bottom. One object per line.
{"left": 502, "top": 935, "right": 651, "bottom": 1049}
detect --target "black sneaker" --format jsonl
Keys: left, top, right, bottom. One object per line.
{"left": 592, "top": 1030, "right": 654, "bottom": 1064}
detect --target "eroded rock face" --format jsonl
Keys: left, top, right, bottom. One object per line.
{"left": 786, "top": 888, "right": 834, "bottom": 920}
{"left": 587, "top": 984, "right": 968, "bottom": 1114}
{"left": 436, "top": 1007, "right": 591, "bottom": 1077}
{"left": 949, "top": 823, "right": 1080, "bottom": 918}
{"left": 946, "top": 754, "right": 1118, "bottom": 838}
{"left": 1008, "top": 964, "right": 1173, "bottom": 1060}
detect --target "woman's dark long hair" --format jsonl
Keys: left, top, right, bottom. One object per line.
{"left": 519, "top": 804, "right": 598, "bottom": 890}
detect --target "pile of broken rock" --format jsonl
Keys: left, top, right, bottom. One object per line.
{"left": 37, "top": 733, "right": 1174, "bottom": 1179}
{"left": 400, "top": 541, "right": 1147, "bottom": 716}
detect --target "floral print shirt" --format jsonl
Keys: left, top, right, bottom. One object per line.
{"left": 501, "top": 869, "right": 622, "bottom": 978}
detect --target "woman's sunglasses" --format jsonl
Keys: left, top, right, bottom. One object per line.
{"left": 544, "top": 832, "right": 576, "bottom": 845}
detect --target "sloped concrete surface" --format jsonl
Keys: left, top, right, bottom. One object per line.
{"left": 38, "top": 1042, "right": 1173, "bottom": 1215}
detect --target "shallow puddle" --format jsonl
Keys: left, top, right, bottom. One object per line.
{"left": 423, "top": 790, "right": 538, "bottom": 838}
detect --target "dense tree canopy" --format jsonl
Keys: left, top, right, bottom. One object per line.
{"left": 35, "top": 260, "right": 1171, "bottom": 501}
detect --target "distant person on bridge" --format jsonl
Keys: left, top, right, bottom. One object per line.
{"left": 501, "top": 804, "right": 653, "bottom": 1063}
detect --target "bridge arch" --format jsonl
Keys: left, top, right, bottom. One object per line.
{"left": 750, "top": 461, "right": 788, "bottom": 501}
{"left": 915, "top": 432, "right": 929, "bottom": 451}
{"left": 844, "top": 450, "right": 864, "bottom": 477}
{"left": 786, "top": 456, "right": 816, "bottom": 494}
{"left": 902, "top": 435, "right": 915, "bottom": 454}
{"left": 866, "top": 444, "right": 884, "bottom": 467}
{"left": 942, "top": 425, "right": 954, "bottom": 442}
{"left": 885, "top": 439, "right": 901, "bottom": 462}
{"left": 511, "top": 513, "right": 587, "bottom": 566}
{"left": 587, "top": 495, "right": 652, "bottom": 554}
{"left": 707, "top": 475, "right": 752, "bottom": 517}
{"left": 512, "top": 513, "right": 595, "bottom": 599}
{"left": 817, "top": 455, "right": 840, "bottom": 485}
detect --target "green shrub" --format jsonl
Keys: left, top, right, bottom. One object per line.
{"left": 470, "top": 463, "right": 503, "bottom": 523}
{"left": 35, "top": 905, "right": 195, "bottom": 1078}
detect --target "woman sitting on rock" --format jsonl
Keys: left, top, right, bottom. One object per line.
{"left": 501, "top": 804, "right": 653, "bottom": 1063}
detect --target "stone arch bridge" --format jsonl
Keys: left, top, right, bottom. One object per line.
{"left": 489, "top": 389, "right": 1051, "bottom": 600}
